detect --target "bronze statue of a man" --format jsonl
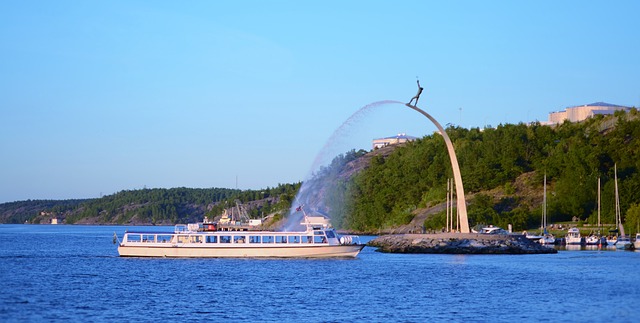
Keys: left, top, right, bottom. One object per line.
{"left": 408, "top": 80, "right": 424, "bottom": 106}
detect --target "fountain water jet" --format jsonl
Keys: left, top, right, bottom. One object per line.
{"left": 283, "top": 100, "right": 470, "bottom": 234}
{"left": 283, "top": 100, "right": 400, "bottom": 231}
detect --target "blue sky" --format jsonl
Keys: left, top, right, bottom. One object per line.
{"left": 1, "top": 1, "right": 639, "bottom": 203}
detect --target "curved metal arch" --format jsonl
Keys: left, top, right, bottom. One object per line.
{"left": 405, "top": 103, "right": 470, "bottom": 233}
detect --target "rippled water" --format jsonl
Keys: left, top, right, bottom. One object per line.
{"left": 1, "top": 225, "right": 638, "bottom": 322}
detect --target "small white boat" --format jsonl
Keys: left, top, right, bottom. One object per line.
{"left": 565, "top": 227, "right": 583, "bottom": 245}
{"left": 585, "top": 234, "right": 600, "bottom": 245}
{"left": 634, "top": 233, "right": 640, "bottom": 250}
{"left": 615, "top": 235, "right": 632, "bottom": 250}
{"left": 523, "top": 231, "right": 542, "bottom": 241}
{"left": 116, "top": 215, "right": 364, "bottom": 258}
{"left": 479, "top": 225, "right": 509, "bottom": 234}
{"left": 539, "top": 234, "right": 556, "bottom": 245}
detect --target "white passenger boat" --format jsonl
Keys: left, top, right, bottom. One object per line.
{"left": 116, "top": 215, "right": 364, "bottom": 258}
{"left": 565, "top": 227, "right": 583, "bottom": 245}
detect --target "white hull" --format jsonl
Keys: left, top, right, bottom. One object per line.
{"left": 539, "top": 235, "right": 556, "bottom": 245}
{"left": 118, "top": 244, "right": 364, "bottom": 258}
{"left": 525, "top": 234, "right": 542, "bottom": 241}
{"left": 615, "top": 238, "right": 632, "bottom": 250}
{"left": 615, "top": 242, "right": 632, "bottom": 250}
{"left": 585, "top": 235, "right": 600, "bottom": 245}
{"left": 565, "top": 238, "right": 583, "bottom": 245}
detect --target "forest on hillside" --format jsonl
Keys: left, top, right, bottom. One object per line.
{"left": 336, "top": 110, "right": 640, "bottom": 233}
{"left": 4, "top": 111, "right": 640, "bottom": 234}
{"left": 5, "top": 184, "right": 300, "bottom": 225}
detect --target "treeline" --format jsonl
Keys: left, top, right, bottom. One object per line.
{"left": 63, "top": 187, "right": 240, "bottom": 224}
{"left": 341, "top": 110, "right": 640, "bottom": 233}
{"left": 18, "top": 184, "right": 300, "bottom": 224}
{"left": 0, "top": 199, "right": 89, "bottom": 224}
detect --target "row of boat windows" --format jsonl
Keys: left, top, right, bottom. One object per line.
{"left": 126, "top": 232, "right": 336, "bottom": 244}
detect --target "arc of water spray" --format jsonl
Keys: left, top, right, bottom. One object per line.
{"left": 285, "top": 100, "right": 400, "bottom": 230}
{"left": 286, "top": 100, "right": 470, "bottom": 234}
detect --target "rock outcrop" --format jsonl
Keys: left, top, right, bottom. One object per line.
{"left": 368, "top": 233, "right": 557, "bottom": 254}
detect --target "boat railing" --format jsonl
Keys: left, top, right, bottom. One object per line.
{"left": 174, "top": 224, "right": 189, "bottom": 233}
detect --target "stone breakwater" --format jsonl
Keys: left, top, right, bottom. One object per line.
{"left": 368, "top": 233, "right": 557, "bottom": 254}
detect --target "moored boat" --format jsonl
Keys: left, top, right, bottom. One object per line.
{"left": 565, "top": 227, "right": 583, "bottom": 245}
{"left": 585, "top": 234, "right": 600, "bottom": 245}
{"left": 615, "top": 235, "right": 632, "bottom": 250}
{"left": 606, "top": 235, "right": 618, "bottom": 246}
{"left": 616, "top": 236, "right": 633, "bottom": 250}
{"left": 476, "top": 225, "right": 509, "bottom": 234}
{"left": 634, "top": 233, "right": 640, "bottom": 250}
{"left": 538, "top": 174, "right": 556, "bottom": 246}
{"left": 539, "top": 234, "right": 556, "bottom": 245}
{"left": 116, "top": 215, "right": 364, "bottom": 258}
{"left": 611, "top": 164, "right": 632, "bottom": 251}
{"left": 585, "top": 177, "right": 603, "bottom": 246}
{"left": 524, "top": 231, "right": 542, "bottom": 241}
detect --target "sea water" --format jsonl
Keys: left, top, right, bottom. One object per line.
{"left": 0, "top": 225, "right": 638, "bottom": 322}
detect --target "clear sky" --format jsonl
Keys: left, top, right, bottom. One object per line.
{"left": 1, "top": 1, "right": 639, "bottom": 203}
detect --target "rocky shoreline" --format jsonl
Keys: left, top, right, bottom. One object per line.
{"left": 368, "top": 233, "right": 557, "bottom": 254}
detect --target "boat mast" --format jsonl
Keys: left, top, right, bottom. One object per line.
{"left": 597, "top": 177, "right": 601, "bottom": 231}
{"left": 446, "top": 179, "right": 450, "bottom": 232}
{"left": 613, "top": 164, "right": 625, "bottom": 236}
{"left": 542, "top": 174, "right": 547, "bottom": 232}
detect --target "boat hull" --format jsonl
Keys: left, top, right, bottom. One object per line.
{"left": 615, "top": 241, "right": 632, "bottom": 250}
{"left": 585, "top": 236, "right": 600, "bottom": 245}
{"left": 118, "top": 244, "right": 365, "bottom": 258}
{"left": 565, "top": 238, "right": 583, "bottom": 245}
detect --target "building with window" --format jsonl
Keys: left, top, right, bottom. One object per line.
{"left": 372, "top": 133, "right": 417, "bottom": 149}
{"left": 546, "top": 102, "right": 631, "bottom": 125}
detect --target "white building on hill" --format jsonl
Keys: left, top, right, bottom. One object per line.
{"left": 546, "top": 102, "right": 631, "bottom": 125}
{"left": 372, "top": 133, "right": 417, "bottom": 149}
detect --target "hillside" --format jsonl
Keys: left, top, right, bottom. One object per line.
{"left": 3, "top": 111, "right": 640, "bottom": 234}
{"left": 340, "top": 110, "right": 640, "bottom": 234}
{"left": 0, "top": 199, "right": 90, "bottom": 224}
{"left": 1, "top": 185, "right": 299, "bottom": 225}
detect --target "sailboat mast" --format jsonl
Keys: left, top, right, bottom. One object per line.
{"left": 446, "top": 179, "right": 450, "bottom": 232}
{"left": 614, "top": 163, "right": 626, "bottom": 237}
{"left": 542, "top": 174, "right": 547, "bottom": 230}
{"left": 597, "top": 177, "right": 601, "bottom": 229}
{"left": 614, "top": 164, "right": 620, "bottom": 234}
